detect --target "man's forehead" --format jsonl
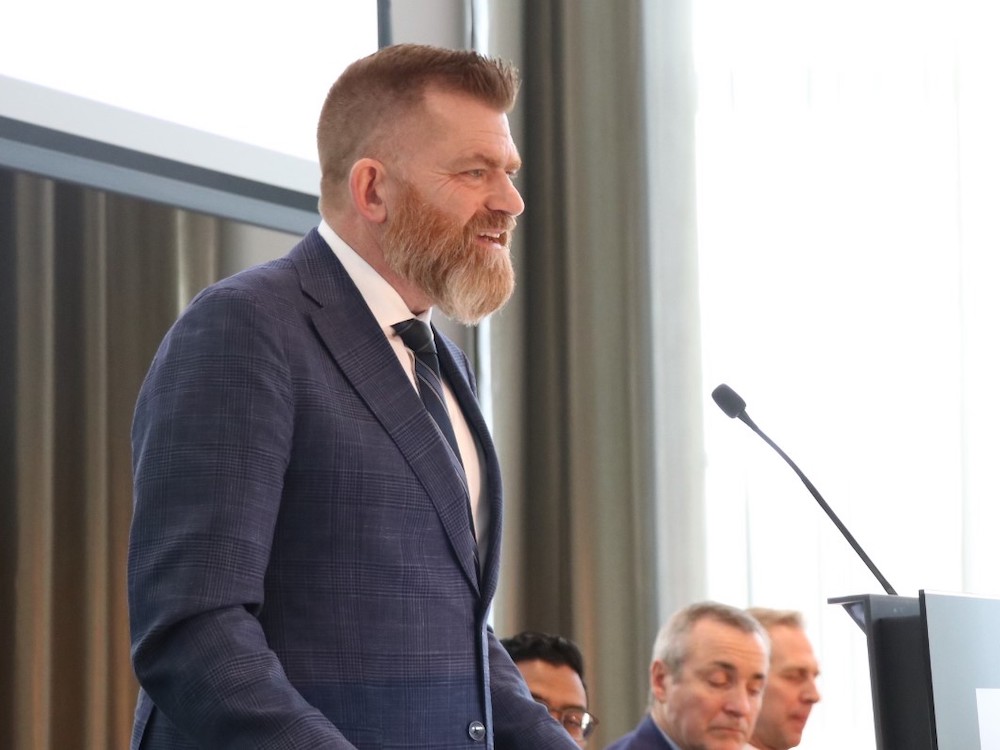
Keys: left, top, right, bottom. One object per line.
{"left": 400, "top": 90, "right": 518, "bottom": 162}
{"left": 687, "top": 619, "right": 768, "bottom": 669}
{"left": 769, "top": 625, "right": 820, "bottom": 670}
{"left": 518, "top": 660, "right": 588, "bottom": 712}
{"left": 419, "top": 87, "right": 512, "bottom": 126}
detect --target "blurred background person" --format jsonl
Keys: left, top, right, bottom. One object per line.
{"left": 745, "top": 608, "right": 821, "bottom": 750}
{"left": 502, "top": 630, "right": 598, "bottom": 746}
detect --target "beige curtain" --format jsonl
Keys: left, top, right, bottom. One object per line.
{"left": 489, "top": 2, "right": 705, "bottom": 746}
{"left": 1, "top": 168, "right": 293, "bottom": 750}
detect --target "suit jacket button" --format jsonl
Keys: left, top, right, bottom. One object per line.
{"left": 468, "top": 720, "right": 486, "bottom": 742}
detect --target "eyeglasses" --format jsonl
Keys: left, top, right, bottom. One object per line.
{"left": 536, "top": 700, "right": 598, "bottom": 743}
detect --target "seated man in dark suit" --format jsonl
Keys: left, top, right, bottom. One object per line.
{"left": 606, "top": 601, "right": 770, "bottom": 750}
{"left": 501, "top": 630, "right": 599, "bottom": 746}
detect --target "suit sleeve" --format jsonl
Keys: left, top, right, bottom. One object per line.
{"left": 128, "top": 288, "right": 356, "bottom": 748}
{"left": 487, "top": 630, "right": 581, "bottom": 749}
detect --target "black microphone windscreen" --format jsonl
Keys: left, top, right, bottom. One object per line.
{"left": 712, "top": 383, "right": 746, "bottom": 418}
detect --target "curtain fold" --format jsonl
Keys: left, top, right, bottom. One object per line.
{"left": 489, "top": 2, "right": 704, "bottom": 745}
{"left": 1, "top": 168, "right": 233, "bottom": 750}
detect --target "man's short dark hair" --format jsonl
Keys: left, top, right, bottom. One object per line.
{"left": 501, "top": 630, "right": 586, "bottom": 682}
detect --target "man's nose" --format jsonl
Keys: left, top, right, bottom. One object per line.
{"left": 487, "top": 173, "right": 525, "bottom": 216}
{"left": 723, "top": 685, "right": 756, "bottom": 716}
{"left": 802, "top": 677, "right": 821, "bottom": 704}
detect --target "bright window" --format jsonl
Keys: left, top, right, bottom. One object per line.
{"left": 695, "top": 1, "right": 1000, "bottom": 746}
{"left": 1, "top": 1, "right": 379, "bottom": 192}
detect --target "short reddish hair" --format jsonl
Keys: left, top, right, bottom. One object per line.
{"left": 317, "top": 43, "right": 520, "bottom": 193}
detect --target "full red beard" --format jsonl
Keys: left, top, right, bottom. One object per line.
{"left": 381, "top": 181, "right": 516, "bottom": 325}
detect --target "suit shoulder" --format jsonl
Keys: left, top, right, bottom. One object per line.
{"left": 205, "top": 254, "right": 297, "bottom": 299}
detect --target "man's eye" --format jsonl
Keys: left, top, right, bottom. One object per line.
{"left": 782, "top": 670, "right": 810, "bottom": 684}
{"left": 466, "top": 169, "right": 486, "bottom": 178}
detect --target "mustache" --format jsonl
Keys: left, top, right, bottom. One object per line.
{"left": 466, "top": 211, "right": 517, "bottom": 235}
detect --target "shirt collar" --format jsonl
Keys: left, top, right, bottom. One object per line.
{"left": 317, "top": 220, "right": 432, "bottom": 330}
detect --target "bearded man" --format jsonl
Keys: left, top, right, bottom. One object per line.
{"left": 127, "top": 44, "right": 579, "bottom": 750}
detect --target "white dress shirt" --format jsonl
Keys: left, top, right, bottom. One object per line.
{"left": 316, "top": 221, "right": 486, "bottom": 543}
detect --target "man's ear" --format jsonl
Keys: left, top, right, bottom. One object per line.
{"left": 349, "top": 158, "right": 389, "bottom": 223}
{"left": 650, "top": 659, "right": 672, "bottom": 703}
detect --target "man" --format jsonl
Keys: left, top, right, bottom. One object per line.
{"left": 606, "top": 601, "right": 770, "bottom": 750}
{"left": 744, "top": 609, "right": 821, "bottom": 750}
{"left": 501, "top": 631, "right": 598, "bottom": 746}
{"left": 127, "top": 44, "right": 578, "bottom": 749}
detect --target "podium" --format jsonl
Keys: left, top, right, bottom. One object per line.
{"left": 830, "top": 590, "right": 1000, "bottom": 750}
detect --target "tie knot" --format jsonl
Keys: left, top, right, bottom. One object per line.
{"left": 393, "top": 318, "right": 436, "bottom": 356}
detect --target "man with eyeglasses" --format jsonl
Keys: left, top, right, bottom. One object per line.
{"left": 501, "top": 631, "right": 599, "bottom": 746}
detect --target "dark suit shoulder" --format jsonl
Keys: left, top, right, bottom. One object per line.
{"left": 184, "top": 229, "right": 351, "bottom": 318}
{"left": 604, "top": 715, "right": 672, "bottom": 750}
{"left": 195, "top": 238, "right": 304, "bottom": 300}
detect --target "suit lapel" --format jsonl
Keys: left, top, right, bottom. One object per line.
{"left": 436, "top": 335, "right": 503, "bottom": 607}
{"left": 290, "top": 233, "right": 482, "bottom": 595}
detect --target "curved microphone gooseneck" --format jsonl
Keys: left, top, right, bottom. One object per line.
{"left": 711, "top": 383, "right": 897, "bottom": 596}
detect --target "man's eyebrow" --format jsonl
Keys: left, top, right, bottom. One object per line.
{"left": 783, "top": 665, "right": 820, "bottom": 677}
{"left": 706, "top": 660, "right": 738, "bottom": 672}
{"left": 702, "top": 660, "right": 767, "bottom": 681}
{"left": 531, "top": 695, "right": 587, "bottom": 712}
{"left": 455, "top": 152, "right": 522, "bottom": 171}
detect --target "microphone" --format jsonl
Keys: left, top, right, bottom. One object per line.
{"left": 711, "top": 383, "right": 897, "bottom": 596}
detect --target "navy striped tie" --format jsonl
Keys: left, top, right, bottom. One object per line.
{"left": 393, "top": 318, "right": 464, "bottom": 464}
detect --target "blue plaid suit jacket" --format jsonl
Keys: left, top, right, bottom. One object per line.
{"left": 127, "top": 229, "right": 575, "bottom": 749}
